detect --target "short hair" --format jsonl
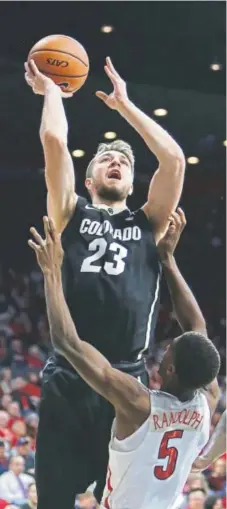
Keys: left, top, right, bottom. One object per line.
{"left": 86, "top": 140, "right": 135, "bottom": 178}
{"left": 173, "top": 332, "right": 220, "bottom": 390}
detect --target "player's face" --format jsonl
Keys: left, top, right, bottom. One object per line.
{"left": 86, "top": 151, "right": 133, "bottom": 202}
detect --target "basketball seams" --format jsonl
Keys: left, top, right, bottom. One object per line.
{"left": 29, "top": 48, "right": 89, "bottom": 68}
{"left": 38, "top": 69, "right": 88, "bottom": 78}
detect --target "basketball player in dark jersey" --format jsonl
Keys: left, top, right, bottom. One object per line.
{"left": 25, "top": 57, "right": 185, "bottom": 508}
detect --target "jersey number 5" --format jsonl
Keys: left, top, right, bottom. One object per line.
{"left": 154, "top": 430, "right": 184, "bottom": 480}
{"left": 80, "top": 238, "right": 128, "bottom": 276}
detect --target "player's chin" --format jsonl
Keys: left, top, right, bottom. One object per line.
{"left": 98, "top": 183, "right": 127, "bottom": 201}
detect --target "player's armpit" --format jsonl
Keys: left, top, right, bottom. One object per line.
{"left": 143, "top": 158, "right": 185, "bottom": 243}
{"left": 43, "top": 132, "right": 78, "bottom": 233}
{"left": 104, "top": 366, "right": 150, "bottom": 417}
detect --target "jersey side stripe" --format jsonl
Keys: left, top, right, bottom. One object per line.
{"left": 137, "top": 272, "right": 161, "bottom": 360}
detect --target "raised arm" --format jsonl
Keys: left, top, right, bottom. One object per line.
{"left": 96, "top": 57, "right": 185, "bottom": 242}
{"left": 28, "top": 218, "right": 149, "bottom": 422}
{"left": 192, "top": 410, "right": 226, "bottom": 471}
{"left": 157, "top": 209, "right": 220, "bottom": 413}
{"left": 25, "top": 60, "right": 77, "bottom": 233}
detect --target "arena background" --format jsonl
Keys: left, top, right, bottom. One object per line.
{"left": 0, "top": 2, "right": 224, "bottom": 509}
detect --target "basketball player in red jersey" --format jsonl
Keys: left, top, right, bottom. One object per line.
{"left": 25, "top": 56, "right": 186, "bottom": 508}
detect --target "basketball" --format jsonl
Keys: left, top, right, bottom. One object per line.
{"left": 28, "top": 34, "right": 89, "bottom": 94}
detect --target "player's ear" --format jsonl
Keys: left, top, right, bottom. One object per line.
{"left": 166, "top": 363, "right": 175, "bottom": 377}
{"left": 85, "top": 178, "right": 93, "bottom": 192}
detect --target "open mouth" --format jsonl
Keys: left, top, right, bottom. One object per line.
{"left": 108, "top": 169, "right": 121, "bottom": 180}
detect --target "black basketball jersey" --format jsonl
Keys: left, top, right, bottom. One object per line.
{"left": 61, "top": 197, "right": 161, "bottom": 363}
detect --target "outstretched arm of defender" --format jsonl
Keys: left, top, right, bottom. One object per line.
{"left": 97, "top": 57, "right": 185, "bottom": 242}
{"left": 192, "top": 410, "right": 226, "bottom": 471}
{"left": 157, "top": 209, "right": 207, "bottom": 334}
{"left": 157, "top": 209, "right": 220, "bottom": 413}
{"left": 28, "top": 218, "right": 149, "bottom": 418}
{"left": 25, "top": 60, "right": 77, "bottom": 233}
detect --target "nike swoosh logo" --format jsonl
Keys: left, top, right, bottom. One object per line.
{"left": 125, "top": 216, "right": 134, "bottom": 221}
{"left": 85, "top": 205, "right": 95, "bottom": 210}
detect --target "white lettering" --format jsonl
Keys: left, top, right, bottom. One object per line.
{"left": 79, "top": 219, "right": 142, "bottom": 242}
{"left": 88, "top": 221, "right": 100, "bottom": 235}
{"left": 113, "top": 229, "right": 122, "bottom": 240}
{"left": 122, "top": 227, "right": 131, "bottom": 241}
{"left": 133, "top": 226, "right": 141, "bottom": 241}
{"left": 80, "top": 218, "right": 91, "bottom": 234}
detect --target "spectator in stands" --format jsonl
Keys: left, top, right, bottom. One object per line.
{"left": 0, "top": 441, "right": 8, "bottom": 475}
{"left": 0, "top": 397, "right": 12, "bottom": 413}
{"left": 21, "top": 482, "right": 37, "bottom": 509}
{"left": 187, "top": 489, "right": 206, "bottom": 509}
{"left": 7, "top": 402, "right": 21, "bottom": 427}
{"left": 9, "top": 340, "right": 26, "bottom": 377}
{"left": 205, "top": 496, "right": 223, "bottom": 509}
{"left": 10, "top": 438, "right": 35, "bottom": 475}
{"left": 0, "top": 370, "right": 12, "bottom": 395}
{"left": 0, "top": 412, "right": 12, "bottom": 445}
{"left": 187, "top": 474, "right": 209, "bottom": 496}
{"left": 175, "top": 473, "right": 209, "bottom": 508}
{"left": 0, "top": 503, "right": 18, "bottom": 509}
{"left": 24, "top": 415, "right": 38, "bottom": 447}
{"left": 207, "top": 457, "right": 226, "bottom": 498}
{"left": 0, "top": 456, "right": 34, "bottom": 505}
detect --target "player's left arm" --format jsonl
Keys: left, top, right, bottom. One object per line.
{"left": 192, "top": 410, "right": 226, "bottom": 471}
{"left": 157, "top": 209, "right": 220, "bottom": 414}
{"left": 28, "top": 217, "right": 150, "bottom": 418}
{"left": 96, "top": 57, "right": 186, "bottom": 243}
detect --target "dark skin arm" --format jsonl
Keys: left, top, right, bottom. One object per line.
{"left": 28, "top": 218, "right": 150, "bottom": 439}
{"left": 157, "top": 209, "right": 220, "bottom": 415}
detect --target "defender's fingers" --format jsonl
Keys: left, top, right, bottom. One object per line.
{"left": 30, "top": 227, "right": 45, "bottom": 247}
{"left": 170, "top": 211, "right": 182, "bottom": 228}
{"left": 48, "top": 217, "right": 57, "bottom": 242}
{"left": 43, "top": 216, "right": 51, "bottom": 241}
{"left": 176, "top": 207, "right": 187, "bottom": 226}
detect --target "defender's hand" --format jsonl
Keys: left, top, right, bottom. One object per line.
{"left": 28, "top": 217, "right": 64, "bottom": 276}
{"left": 24, "top": 60, "right": 73, "bottom": 98}
{"left": 96, "top": 57, "right": 128, "bottom": 110}
{"left": 157, "top": 208, "right": 186, "bottom": 261}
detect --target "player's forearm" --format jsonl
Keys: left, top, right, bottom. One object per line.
{"left": 44, "top": 272, "right": 111, "bottom": 389}
{"left": 40, "top": 82, "right": 68, "bottom": 143}
{"left": 117, "top": 99, "right": 185, "bottom": 165}
{"left": 161, "top": 254, "right": 206, "bottom": 333}
{"left": 199, "top": 410, "right": 226, "bottom": 465}
{"left": 44, "top": 270, "right": 84, "bottom": 356}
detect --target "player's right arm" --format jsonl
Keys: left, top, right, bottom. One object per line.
{"left": 28, "top": 218, "right": 150, "bottom": 425}
{"left": 157, "top": 209, "right": 220, "bottom": 414}
{"left": 25, "top": 60, "right": 77, "bottom": 233}
{"left": 192, "top": 410, "right": 226, "bottom": 471}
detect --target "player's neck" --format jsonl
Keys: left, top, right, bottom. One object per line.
{"left": 170, "top": 386, "right": 195, "bottom": 402}
{"left": 92, "top": 196, "right": 127, "bottom": 212}
{"left": 163, "top": 382, "right": 195, "bottom": 402}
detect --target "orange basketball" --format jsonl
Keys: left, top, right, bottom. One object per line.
{"left": 28, "top": 34, "right": 89, "bottom": 94}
